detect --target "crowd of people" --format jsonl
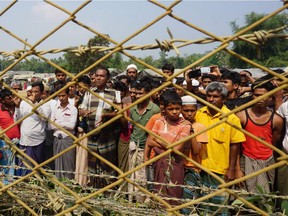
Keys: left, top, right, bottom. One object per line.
{"left": 0, "top": 63, "right": 288, "bottom": 214}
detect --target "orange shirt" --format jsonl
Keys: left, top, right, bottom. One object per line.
{"left": 145, "top": 113, "right": 162, "bottom": 159}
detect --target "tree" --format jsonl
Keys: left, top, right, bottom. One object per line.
{"left": 0, "top": 57, "right": 14, "bottom": 71}
{"left": 106, "top": 52, "right": 124, "bottom": 69}
{"left": 140, "top": 55, "right": 156, "bottom": 68}
{"left": 157, "top": 51, "right": 168, "bottom": 67}
{"left": 64, "top": 35, "right": 112, "bottom": 73}
{"left": 229, "top": 12, "right": 288, "bottom": 68}
{"left": 203, "top": 50, "right": 230, "bottom": 68}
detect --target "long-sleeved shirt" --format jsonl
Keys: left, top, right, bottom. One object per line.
{"left": 14, "top": 100, "right": 50, "bottom": 146}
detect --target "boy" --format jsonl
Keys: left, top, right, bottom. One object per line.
{"left": 147, "top": 91, "right": 191, "bottom": 205}
{"left": 181, "top": 95, "right": 208, "bottom": 214}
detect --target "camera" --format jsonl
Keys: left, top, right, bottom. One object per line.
{"left": 188, "top": 67, "right": 211, "bottom": 78}
{"left": 188, "top": 69, "right": 202, "bottom": 78}
{"left": 200, "top": 67, "right": 211, "bottom": 73}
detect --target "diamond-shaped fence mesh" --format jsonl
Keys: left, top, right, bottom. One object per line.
{"left": 0, "top": 1, "right": 288, "bottom": 215}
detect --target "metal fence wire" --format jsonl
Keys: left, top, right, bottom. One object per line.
{"left": 0, "top": 1, "right": 288, "bottom": 216}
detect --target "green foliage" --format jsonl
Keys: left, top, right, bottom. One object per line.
{"left": 229, "top": 12, "right": 288, "bottom": 68}
{"left": 106, "top": 52, "right": 124, "bottom": 69}
{"left": 281, "top": 200, "right": 288, "bottom": 215}
{"left": 63, "top": 35, "right": 112, "bottom": 73}
{"left": 0, "top": 57, "right": 14, "bottom": 71}
{"left": 232, "top": 184, "right": 277, "bottom": 214}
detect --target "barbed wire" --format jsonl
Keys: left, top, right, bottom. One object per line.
{"left": 0, "top": 26, "right": 287, "bottom": 60}
{"left": 1, "top": 1, "right": 288, "bottom": 215}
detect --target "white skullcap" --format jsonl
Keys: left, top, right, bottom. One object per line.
{"left": 27, "top": 86, "right": 32, "bottom": 91}
{"left": 126, "top": 64, "right": 138, "bottom": 71}
{"left": 182, "top": 80, "right": 187, "bottom": 85}
{"left": 182, "top": 95, "right": 197, "bottom": 105}
{"left": 43, "top": 83, "right": 50, "bottom": 92}
{"left": 192, "top": 79, "right": 200, "bottom": 87}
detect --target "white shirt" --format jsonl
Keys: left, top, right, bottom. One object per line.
{"left": 14, "top": 100, "right": 50, "bottom": 146}
{"left": 277, "top": 101, "right": 288, "bottom": 153}
{"left": 68, "top": 97, "right": 75, "bottom": 107}
{"left": 50, "top": 102, "right": 78, "bottom": 138}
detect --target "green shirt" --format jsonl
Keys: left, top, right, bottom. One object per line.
{"left": 130, "top": 101, "right": 160, "bottom": 149}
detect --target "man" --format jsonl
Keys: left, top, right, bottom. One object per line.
{"left": 79, "top": 66, "right": 121, "bottom": 188}
{"left": 129, "top": 81, "right": 137, "bottom": 103}
{"left": 14, "top": 82, "right": 50, "bottom": 175}
{"left": 88, "top": 69, "right": 100, "bottom": 90}
{"left": 128, "top": 81, "right": 160, "bottom": 202}
{"left": 239, "top": 70, "right": 255, "bottom": 88}
{"left": 0, "top": 89, "right": 20, "bottom": 184}
{"left": 41, "top": 83, "right": 55, "bottom": 170}
{"left": 126, "top": 64, "right": 138, "bottom": 82}
{"left": 195, "top": 82, "right": 246, "bottom": 214}
{"left": 201, "top": 73, "right": 217, "bottom": 90}
{"left": 50, "top": 85, "right": 78, "bottom": 180}
{"left": 10, "top": 81, "right": 23, "bottom": 92}
{"left": 236, "top": 81, "right": 283, "bottom": 193}
{"left": 221, "top": 71, "right": 251, "bottom": 110}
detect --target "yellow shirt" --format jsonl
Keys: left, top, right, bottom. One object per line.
{"left": 196, "top": 105, "right": 246, "bottom": 174}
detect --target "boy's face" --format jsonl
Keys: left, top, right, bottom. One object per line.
{"left": 165, "top": 103, "right": 182, "bottom": 122}
{"left": 58, "top": 90, "right": 69, "bottom": 106}
{"left": 182, "top": 104, "right": 197, "bottom": 122}
{"left": 56, "top": 72, "right": 66, "bottom": 81}
{"left": 163, "top": 69, "right": 173, "bottom": 77}
{"left": 202, "top": 78, "right": 212, "bottom": 89}
{"left": 31, "top": 86, "right": 42, "bottom": 102}
{"left": 221, "top": 79, "right": 238, "bottom": 93}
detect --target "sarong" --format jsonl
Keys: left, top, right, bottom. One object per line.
{"left": 53, "top": 136, "right": 75, "bottom": 180}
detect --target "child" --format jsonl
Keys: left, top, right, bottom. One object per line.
{"left": 144, "top": 89, "right": 173, "bottom": 192}
{"left": 147, "top": 91, "right": 191, "bottom": 206}
{"left": 181, "top": 95, "right": 208, "bottom": 215}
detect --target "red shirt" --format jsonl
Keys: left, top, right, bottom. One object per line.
{"left": 242, "top": 110, "right": 273, "bottom": 160}
{"left": 119, "top": 109, "right": 131, "bottom": 142}
{"left": 0, "top": 104, "right": 20, "bottom": 140}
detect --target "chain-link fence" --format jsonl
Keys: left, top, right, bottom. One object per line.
{"left": 1, "top": 1, "right": 288, "bottom": 215}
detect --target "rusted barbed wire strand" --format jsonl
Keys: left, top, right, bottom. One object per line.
{"left": 1, "top": 27, "right": 287, "bottom": 59}
{"left": 0, "top": 0, "right": 288, "bottom": 215}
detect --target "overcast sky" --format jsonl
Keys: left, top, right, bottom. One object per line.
{"left": 0, "top": 1, "right": 285, "bottom": 60}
